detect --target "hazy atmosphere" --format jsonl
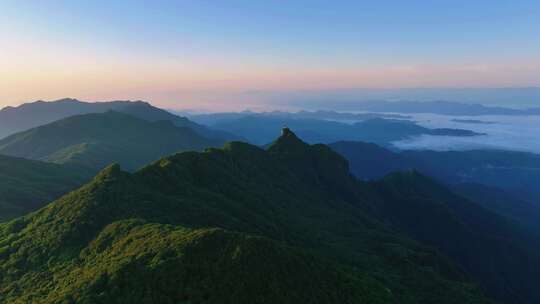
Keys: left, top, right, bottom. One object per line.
{"left": 1, "top": 2, "right": 540, "bottom": 304}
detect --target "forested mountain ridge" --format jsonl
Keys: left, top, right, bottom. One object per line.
{"left": 0, "top": 129, "right": 491, "bottom": 304}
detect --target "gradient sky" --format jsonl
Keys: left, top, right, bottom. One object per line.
{"left": 1, "top": 0, "right": 540, "bottom": 110}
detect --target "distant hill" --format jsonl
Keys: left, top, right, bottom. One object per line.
{"left": 0, "top": 129, "right": 494, "bottom": 304}
{"left": 203, "top": 115, "right": 482, "bottom": 145}
{"left": 0, "top": 154, "right": 92, "bottom": 221}
{"left": 0, "top": 98, "right": 237, "bottom": 141}
{"left": 0, "top": 111, "right": 221, "bottom": 171}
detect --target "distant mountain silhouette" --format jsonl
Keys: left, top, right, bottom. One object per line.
{"left": 0, "top": 111, "right": 221, "bottom": 171}
{"left": 265, "top": 87, "right": 540, "bottom": 113}
{"left": 187, "top": 109, "right": 411, "bottom": 126}
{"left": 0, "top": 98, "right": 237, "bottom": 141}
{"left": 451, "top": 119, "right": 496, "bottom": 124}
{"left": 341, "top": 100, "right": 540, "bottom": 116}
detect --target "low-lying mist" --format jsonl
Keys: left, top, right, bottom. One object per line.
{"left": 392, "top": 114, "right": 540, "bottom": 153}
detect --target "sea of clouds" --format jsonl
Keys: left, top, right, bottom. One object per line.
{"left": 392, "top": 113, "right": 540, "bottom": 154}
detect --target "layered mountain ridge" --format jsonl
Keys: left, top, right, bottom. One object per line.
{"left": 196, "top": 114, "right": 483, "bottom": 145}
{"left": 0, "top": 98, "right": 236, "bottom": 141}
{"left": 0, "top": 130, "right": 492, "bottom": 304}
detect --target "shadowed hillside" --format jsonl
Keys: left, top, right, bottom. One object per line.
{"left": 0, "top": 155, "right": 92, "bottom": 221}
{"left": 0, "top": 111, "right": 221, "bottom": 172}
{"left": 330, "top": 141, "right": 540, "bottom": 231}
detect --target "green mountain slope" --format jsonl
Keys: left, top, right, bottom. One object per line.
{"left": 0, "top": 130, "right": 489, "bottom": 304}
{"left": 0, "top": 155, "right": 92, "bottom": 221}
{"left": 2, "top": 218, "right": 386, "bottom": 304}
{"left": 0, "top": 111, "right": 221, "bottom": 172}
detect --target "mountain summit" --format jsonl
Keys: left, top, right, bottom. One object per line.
{"left": 268, "top": 127, "right": 309, "bottom": 152}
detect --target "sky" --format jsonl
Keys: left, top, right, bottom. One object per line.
{"left": 1, "top": 0, "right": 540, "bottom": 110}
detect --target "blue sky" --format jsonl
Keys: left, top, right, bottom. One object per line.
{"left": 1, "top": 1, "right": 539, "bottom": 109}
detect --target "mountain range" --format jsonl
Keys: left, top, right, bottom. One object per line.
{"left": 2, "top": 129, "right": 540, "bottom": 303}
{"left": 184, "top": 110, "right": 411, "bottom": 125}
{"left": 0, "top": 98, "right": 236, "bottom": 141}
{"left": 259, "top": 88, "right": 540, "bottom": 112}
{"left": 1, "top": 99, "right": 540, "bottom": 303}
{"left": 0, "top": 129, "right": 494, "bottom": 303}
{"left": 332, "top": 100, "right": 540, "bottom": 116}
